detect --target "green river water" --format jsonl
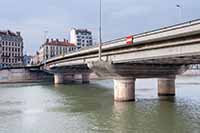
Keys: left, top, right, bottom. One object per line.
{"left": 0, "top": 76, "right": 200, "bottom": 133}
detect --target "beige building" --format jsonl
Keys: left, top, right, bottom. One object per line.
{"left": 0, "top": 30, "right": 23, "bottom": 68}
{"left": 30, "top": 52, "right": 40, "bottom": 65}
{"left": 38, "top": 38, "right": 76, "bottom": 64}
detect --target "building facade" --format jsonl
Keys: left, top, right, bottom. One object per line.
{"left": 0, "top": 37, "right": 2, "bottom": 67}
{"left": 38, "top": 38, "right": 76, "bottom": 64}
{"left": 0, "top": 30, "right": 23, "bottom": 68}
{"left": 70, "top": 28, "right": 93, "bottom": 50}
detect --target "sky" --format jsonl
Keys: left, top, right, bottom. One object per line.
{"left": 0, "top": 0, "right": 200, "bottom": 55}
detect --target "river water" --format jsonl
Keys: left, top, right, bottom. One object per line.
{"left": 0, "top": 76, "right": 200, "bottom": 133}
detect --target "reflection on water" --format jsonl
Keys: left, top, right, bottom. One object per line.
{"left": 0, "top": 76, "right": 200, "bottom": 133}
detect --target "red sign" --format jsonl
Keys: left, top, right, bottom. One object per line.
{"left": 126, "top": 35, "right": 134, "bottom": 45}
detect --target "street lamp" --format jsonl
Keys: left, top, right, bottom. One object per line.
{"left": 98, "top": 0, "right": 102, "bottom": 61}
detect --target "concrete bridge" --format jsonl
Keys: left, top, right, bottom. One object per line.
{"left": 41, "top": 19, "right": 200, "bottom": 102}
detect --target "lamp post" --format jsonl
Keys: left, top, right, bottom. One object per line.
{"left": 98, "top": 0, "right": 102, "bottom": 61}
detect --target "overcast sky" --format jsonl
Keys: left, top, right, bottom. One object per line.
{"left": 0, "top": 0, "right": 200, "bottom": 55}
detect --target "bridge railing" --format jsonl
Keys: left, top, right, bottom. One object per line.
{"left": 101, "top": 18, "right": 200, "bottom": 46}
{"left": 43, "top": 18, "right": 200, "bottom": 64}
{"left": 65, "top": 18, "right": 200, "bottom": 54}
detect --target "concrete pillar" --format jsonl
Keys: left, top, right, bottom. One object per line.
{"left": 114, "top": 77, "right": 135, "bottom": 102}
{"left": 54, "top": 73, "right": 64, "bottom": 84}
{"left": 158, "top": 78, "right": 175, "bottom": 96}
{"left": 54, "top": 73, "right": 75, "bottom": 84}
{"left": 82, "top": 73, "right": 90, "bottom": 84}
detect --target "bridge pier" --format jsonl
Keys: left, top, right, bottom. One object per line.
{"left": 114, "top": 77, "right": 135, "bottom": 102}
{"left": 54, "top": 73, "right": 64, "bottom": 84}
{"left": 54, "top": 73, "right": 74, "bottom": 84}
{"left": 82, "top": 73, "right": 90, "bottom": 84}
{"left": 158, "top": 78, "right": 175, "bottom": 96}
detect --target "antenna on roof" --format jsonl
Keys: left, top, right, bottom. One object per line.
{"left": 44, "top": 30, "right": 48, "bottom": 42}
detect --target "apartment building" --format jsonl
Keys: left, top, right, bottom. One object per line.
{"left": 0, "top": 30, "right": 23, "bottom": 68}
{"left": 70, "top": 28, "right": 93, "bottom": 50}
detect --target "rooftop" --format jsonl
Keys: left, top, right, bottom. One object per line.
{"left": 44, "top": 38, "right": 76, "bottom": 47}
{"left": 0, "top": 30, "right": 21, "bottom": 37}
{"left": 72, "top": 28, "right": 92, "bottom": 34}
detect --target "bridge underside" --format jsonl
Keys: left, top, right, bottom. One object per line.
{"left": 48, "top": 64, "right": 90, "bottom": 74}
{"left": 88, "top": 61, "right": 188, "bottom": 79}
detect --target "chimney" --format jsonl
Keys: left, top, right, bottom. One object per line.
{"left": 56, "top": 39, "right": 59, "bottom": 42}
{"left": 16, "top": 32, "right": 21, "bottom": 36}
{"left": 46, "top": 38, "right": 49, "bottom": 43}
{"left": 51, "top": 38, "right": 54, "bottom": 42}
